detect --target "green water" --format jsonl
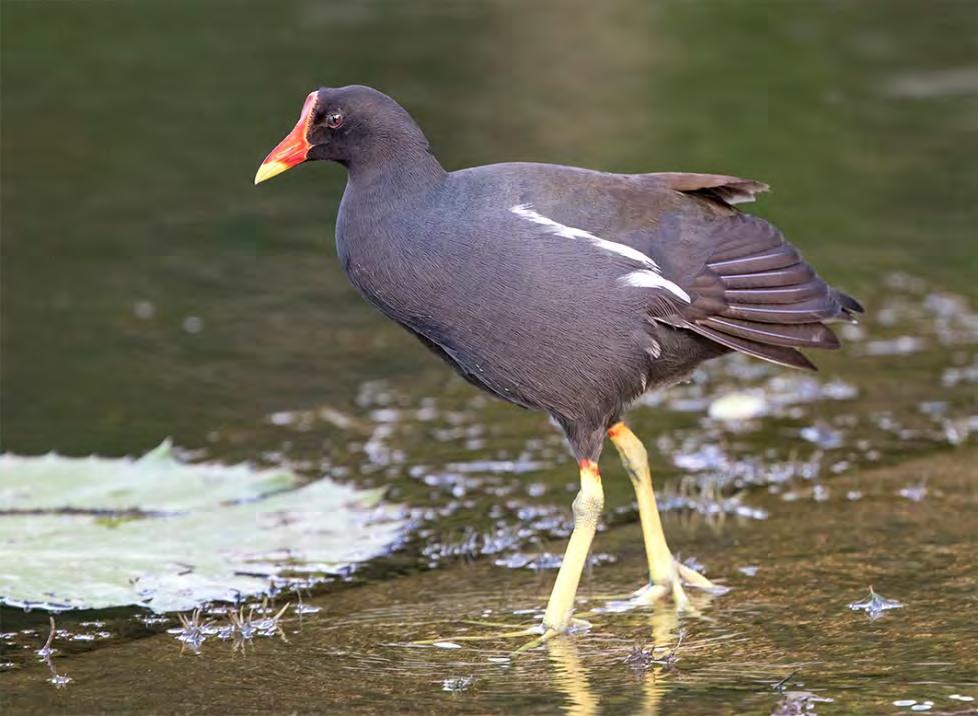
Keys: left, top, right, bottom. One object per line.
{"left": 2, "top": 0, "right": 977, "bottom": 713}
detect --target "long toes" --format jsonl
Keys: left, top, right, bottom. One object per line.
{"left": 630, "top": 583, "right": 671, "bottom": 605}
{"left": 676, "top": 562, "right": 719, "bottom": 590}
{"left": 512, "top": 625, "right": 564, "bottom": 654}
{"left": 672, "top": 580, "right": 691, "bottom": 609}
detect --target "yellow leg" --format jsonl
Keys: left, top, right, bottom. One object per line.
{"left": 409, "top": 461, "right": 603, "bottom": 653}
{"left": 608, "top": 422, "right": 717, "bottom": 607}
{"left": 541, "top": 459, "right": 604, "bottom": 632}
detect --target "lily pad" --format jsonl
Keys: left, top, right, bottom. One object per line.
{"left": 0, "top": 442, "right": 405, "bottom": 612}
{"left": 0, "top": 440, "right": 297, "bottom": 512}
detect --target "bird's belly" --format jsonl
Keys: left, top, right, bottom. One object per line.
{"left": 336, "top": 226, "right": 659, "bottom": 420}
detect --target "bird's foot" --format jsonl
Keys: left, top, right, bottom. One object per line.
{"left": 597, "top": 560, "right": 727, "bottom": 614}
{"left": 512, "top": 617, "right": 592, "bottom": 654}
{"left": 407, "top": 617, "right": 591, "bottom": 655}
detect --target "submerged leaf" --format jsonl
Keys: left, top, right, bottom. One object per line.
{"left": 0, "top": 444, "right": 405, "bottom": 612}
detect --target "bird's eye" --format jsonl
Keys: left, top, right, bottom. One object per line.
{"left": 326, "top": 112, "right": 343, "bottom": 129}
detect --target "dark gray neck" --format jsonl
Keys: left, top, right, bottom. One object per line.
{"left": 345, "top": 131, "right": 447, "bottom": 196}
{"left": 336, "top": 135, "right": 447, "bottom": 260}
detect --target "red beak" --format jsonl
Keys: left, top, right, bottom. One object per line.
{"left": 254, "top": 91, "right": 318, "bottom": 185}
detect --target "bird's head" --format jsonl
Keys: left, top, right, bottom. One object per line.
{"left": 254, "top": 85, "right": 427, "bottom": 184}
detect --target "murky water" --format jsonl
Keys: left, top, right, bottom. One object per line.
{"left": 3, "top": 451, "right": 976, "bottom": 713}
{"left": 2, "top": 0, "right": 976, "bottom": 712}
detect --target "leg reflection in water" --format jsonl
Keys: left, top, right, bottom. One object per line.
{"left": 547, "top": 595, "right": 714, "bottom": 716}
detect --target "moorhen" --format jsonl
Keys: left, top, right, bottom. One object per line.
{"left": 255, "top": 85, "right": 861, "bottom": 645}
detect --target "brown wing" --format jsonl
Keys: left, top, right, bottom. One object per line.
{"left": 661, "top": 212, "right": 862, "bottom": 370}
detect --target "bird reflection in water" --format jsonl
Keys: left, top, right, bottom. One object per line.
{"left": 547, "top": 590, "right": 716, "bottom": 715}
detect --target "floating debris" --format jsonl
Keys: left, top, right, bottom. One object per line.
{"left": 36, "top": 616, "right": 57, "bottom": 660}
{"left": 800, "top": 424, "right": 843, "bottom": 450}
{"left": 267, "top": 405, "right": 365, "bottom": 432}
{"left": 169, "top": 603, "right": 290, "bottom": 654}
{"left": 47, "top": 672, "right": 73, "bottom": 688}
{"left": 708, "top": 392, "right": 767, "bottom": 422}
{"left": 898, "top": 484, "right": 928, "bottom": 502}
{"left": 291, "top": 588, "right": 322, "bottom": 615}
{"left": 442, "top": 676, "right": 474, "bottom": 693}
{"left": 624, "top": 629, "right": 685, "bottom": 673}
{"left": 624, "top": 645, "right": 657, "bottom": 674}
{"left": 169, "top": 608, "right": 214, "bottom": 653}
{"left": 672, "top": 444, "right": 729, "bottom": 472}
{"left": 446, "top": 459, "right": 549, "bottom": 475}
{"left": 892, "top": 699, "right": 936, "bottom": 711}
{"left": 218, "top": 603, "right": 290, "bottom": 643}
{"left": 949, "top": 694, "right": 975, "bottom": 702}
{"left": 942, "top": 361, "right": 978, "bottom": 387}
{"left": 738, "top": 565, "right": 759, "bottom": 576}
{"left": 493, "top": 551, "right": 615, "bottom": 571}
{"left": 37, "top": 618, "right": 71, "bottom": 688}
{"left": 848, "top": 587, "right": 904, "bottom": 620}
{"left": 772, "top": 690, "right": 834, "bottom": 714}
{"left": 431, "top": 641, "right": 462, "bottom": 649}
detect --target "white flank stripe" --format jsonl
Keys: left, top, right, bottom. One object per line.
{"left": 618, "top": 270, "right": 691, "bottom": 302}
{"left": 510, "top": 203, "right": 690, "bottom": 303}
{"left": 510, "top": 204, "right": 660, "bottom": 267}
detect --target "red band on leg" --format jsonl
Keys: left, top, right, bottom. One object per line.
{"left": 607, "top": 422, "right": 626, "bottom": 439}
{"left": 578, "top": 459, "right": 600, "bottom": 477}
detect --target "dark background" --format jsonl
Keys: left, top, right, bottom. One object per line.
{"left": 3, "top": 0, "right": 975, "bottom": 456}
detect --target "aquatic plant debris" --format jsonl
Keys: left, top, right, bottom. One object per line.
{"left": 37, "top": 617, "right": 72, "bottom": 688}
{"left": 168, "top": 602, "right": 291, "bottom": 653}
{"left": 624, "top": 631, "right": 685, "bottom": 673}
{"left": 442, "top": 676, "right": 475, "bottom": 693}
{"left": 0, "top": 442, "right": 405, "bottom": 612}
{"left": 848, "top": 587, "right": 904, "bottom": 620}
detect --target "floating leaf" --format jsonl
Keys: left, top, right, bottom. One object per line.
{"left": 0, "top": 440, "right": 297, "bottom": 512}
{"left": 0, "top": 443, "right": 405, "bottom": 612}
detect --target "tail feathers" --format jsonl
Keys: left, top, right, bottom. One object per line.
{"left": 720, "top": 298, "right": 845, "bottom": 324}
{"left": 700, "top": 316, "right": 840, "bottom": 349}
{"left": 670, "top": 213, "right": 862, "bottom": 371}
{"left": 834, "top": 290, "right": 865, "bottom": 316}
{"left": 690, "top": 322, "right": 818, "bottom": 371}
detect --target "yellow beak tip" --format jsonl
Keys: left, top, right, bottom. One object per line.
{"left": 254, "top": 160, "right": 290, "bottom": 186}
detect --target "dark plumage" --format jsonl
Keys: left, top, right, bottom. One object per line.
{"left": 257, "top": 84, "right": 862, "bottom": 461}
{"left": 256, "top": 84, "right": 864, "bottom": 637}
